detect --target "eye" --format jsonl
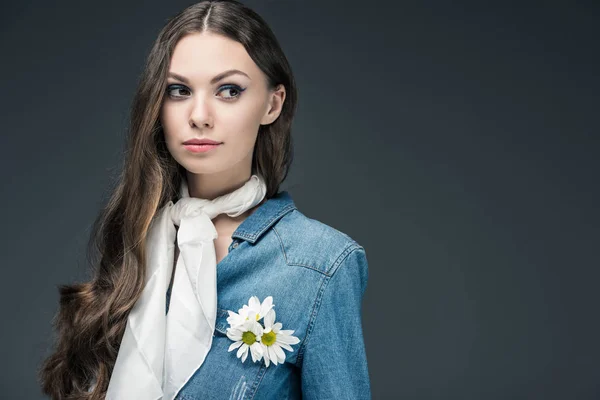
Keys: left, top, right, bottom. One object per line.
{"left": 164, "top": 83, "right": 246, "bottom": 101}
{"left": 217, "top": 84, "right": 246, "bottom": 100}
{"left": 166, "top": 84, "right": 190, "bottom": 99}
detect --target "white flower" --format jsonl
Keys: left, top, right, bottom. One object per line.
{"left": 259, "top": 308, "right": 300, "bottom": 367}
{"left": 227, "top": 295, "right": 274, "bottom": 327}
{"left": 224, "top": 296, "right": 300, "bottom": 367}
{"left": 226, "top": 319, "right": 264, "bottom": 363}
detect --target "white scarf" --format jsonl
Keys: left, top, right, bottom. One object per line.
{"left": 106, "top": 174, "right": 267, "bottom": 399}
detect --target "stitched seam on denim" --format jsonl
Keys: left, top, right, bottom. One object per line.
{"left": 234, "top": 204, "right": 297, "bottom": 241}
{"left": 274, "top": 227, "right": 360, "bottom": 276}
{"left": 247, "top": 363, "right": 267, "bottom": 400}
{"left": 274, "top": 225, "right": 325, "bottom": 274}
{"left": 294, "top": 272, "right": 328, "bottom": 367}
{"left": 328, "top": 242, "right": 363, "bottom": 276}
{"left": 294, "top": 244, "right": 363, "bottom": 367}
{"left": 272, "top": 226, "right": 288, "bottom": 263}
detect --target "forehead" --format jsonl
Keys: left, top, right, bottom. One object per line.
{"left": 169, "top": 32, "right": 260, "bottom": 81}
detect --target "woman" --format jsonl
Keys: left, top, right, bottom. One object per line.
{"left": 38, "top": 1, "right": 370, "bottom": 399}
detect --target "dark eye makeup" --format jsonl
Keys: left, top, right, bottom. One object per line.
{"left": 165, "top": 83, "right": 246, "bottom": 101}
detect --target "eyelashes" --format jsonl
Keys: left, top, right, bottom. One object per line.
{"left": 165, "top": 83, "right": 246, "bottom": 101}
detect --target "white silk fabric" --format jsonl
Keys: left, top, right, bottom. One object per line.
{"left": 106, "top": 174, "right": 267, "bottom": 399}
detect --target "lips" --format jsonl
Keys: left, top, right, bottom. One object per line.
{"left": 183, "top": 142, "right": 221, "bottom": 153}
{"left": 183, "top": 138, "right": 222, "bottom": 145}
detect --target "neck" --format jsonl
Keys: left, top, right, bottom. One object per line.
{"left": 185, "top": 166, "right": 253, "bottom": 201}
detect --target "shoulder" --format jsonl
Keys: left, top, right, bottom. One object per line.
{"left": 272, "top": 208, "right": 366, "bottom": 277}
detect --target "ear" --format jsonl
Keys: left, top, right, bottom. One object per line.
{"left": 260, "top": 84, "right": 286, "bottom": 125}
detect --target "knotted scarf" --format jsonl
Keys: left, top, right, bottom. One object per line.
{"left": 105, "top": 174, "right": 267, "bottom": 399}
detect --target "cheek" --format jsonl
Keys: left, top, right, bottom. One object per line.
{"left": 219, "top": 97, "right": 266, "bottom": 131}
{"left": 221, "top": 111, "right": 260, "bottom": 148}
{"left": 160, "top": 105, "right": 184, "bottom": 140}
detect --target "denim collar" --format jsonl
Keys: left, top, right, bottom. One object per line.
{"left": 231, "top": 190, "right": 297, "bottom": 244}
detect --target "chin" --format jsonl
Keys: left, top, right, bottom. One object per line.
{"left": 179, "top": 162, "right": 226, "bottom": 175}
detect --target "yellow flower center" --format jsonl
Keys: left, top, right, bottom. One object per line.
{"left": 262, "top": 330, "right": 276, "bottom": 346}
{"left": 242, "top": 331, "right": 257, "bottom": 345}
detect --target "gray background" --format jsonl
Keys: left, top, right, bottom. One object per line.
{"left": 1, "top": 1, "right": 599, "bottom": 399}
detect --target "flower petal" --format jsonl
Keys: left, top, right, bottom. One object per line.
{"left": 277, "top": 341, "right": 293, "bottom": 352}
{"left": 241, "top": 347, "right": 249, "bottom": 363}
{"left": 239, "top": 305, "right": 249, "bottom": 318}
{"left": 248, "top": 310, "right": 258, "bottom": 322}
{"left": 227, "top": 326, "right": 243, "bottom": 334}
{"left": 288, "top": 336, "right": 300, "bottom": 345}
{"left": 250, "top": 343, "right": 262, "bottom": 362}
{"left": 242, "top": 320, "right": 255, "bottom": 331}
{"left": 273, "top": 343, "right": 286, "bottom": 363}
{"left": 268, "top": 345, "right": 278, "bottom": 366}
{"left": 272, "top": 322, "right": 282, "bottom": 333}
{"left": 277, "top": 334, "right": 300, "bottom": 345}
{"left": 226, "top": 329, "right": 242, "bottom": 341}
{"left": 237, "top": 343, "right": 248, "bottom": 359}
{"left": 252, "top": 320, "right": 264, "bottom": 336}
{"left": 254, "top": 342, "right": 265, "bottom": 356}
{"left": 260, "top": 296, "right": 274, "bottom": 315}
{"left": 264, "top": 309, "right": 275, "bottom": 329}
{"left": 227, "top": 311, "right": 246, "bottom": 327}
{"left": 228, "top": 341, "right": 243, "bottom": 352}
{"left": 249, "top": 296, "right": 260, "bottom": 310}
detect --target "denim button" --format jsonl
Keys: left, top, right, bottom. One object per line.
{"left": 232, "top": 242, "right": 239, "bottom": 248}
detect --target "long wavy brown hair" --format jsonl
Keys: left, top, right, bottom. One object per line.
{"left": 38, "top": 1, "right": 297, "bottom": 398}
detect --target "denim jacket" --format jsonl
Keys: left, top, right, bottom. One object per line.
{"left": 166, "top": 190, "right": 371, "bottom": 400}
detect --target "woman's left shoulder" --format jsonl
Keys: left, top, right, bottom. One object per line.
{"left": 273, "top": 209, "right": 366, "bottom": 276}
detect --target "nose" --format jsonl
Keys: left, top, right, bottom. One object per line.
{"left": 188, "top": 96, "right": 213, "bottom": 128}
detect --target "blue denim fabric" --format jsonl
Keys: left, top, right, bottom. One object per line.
{"left": 166, "top": 190, "right": 371, "bottom": 400}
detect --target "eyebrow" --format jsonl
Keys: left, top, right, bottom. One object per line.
{"left": 167, "top": 69, "right": 251, "bottom": 85}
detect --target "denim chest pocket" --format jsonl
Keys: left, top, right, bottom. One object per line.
{"left": 214, "top": 303, "right": 304, "bottom": 367}
{"left": 207, "top": 307, "right": 301, "bottom": 400}
{"left": 175, "top": 308, "right": 268, "bottom": 400}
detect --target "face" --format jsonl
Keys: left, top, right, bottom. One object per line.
{"left": 159, "top": 32, "right": 285, "bottom": 176}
